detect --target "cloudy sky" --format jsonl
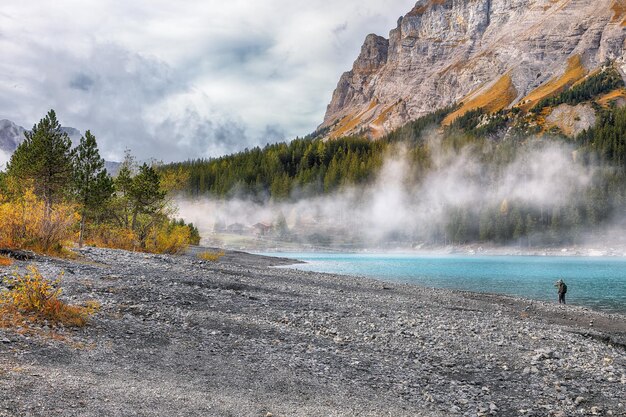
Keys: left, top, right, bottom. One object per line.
{"left": 0, "top": 1, "right": 413, "bottom": 162}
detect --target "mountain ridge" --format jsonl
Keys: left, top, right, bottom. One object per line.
{"left": 0, "top": 119, "right": 26, "bottom": 154}
{"left": 0, "top": 119, "right": 120, "bottom": 173}
{"left": 321, "top": 0, "right": 626, "bottom": 138}
{"left": 0, "top": 119, "right": 83, "bottom": 153}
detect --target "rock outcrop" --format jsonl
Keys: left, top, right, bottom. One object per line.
{"left": 0, "top": 120, "right": 83, "bottom": 154}
{"left": 545, "top": 103, "right": 597, "bottom": 136}
{"left": 322, "top": 0, "right": 626, "bottom": 138}
{"left": 0, "top": 119, "right": 26, "bottom": 153}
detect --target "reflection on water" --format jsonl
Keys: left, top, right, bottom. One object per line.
{"left": 264, "top": 253, "right": 626, "bottom": 313}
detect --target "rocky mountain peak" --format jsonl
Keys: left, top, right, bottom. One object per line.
{"left": 0, "top": 119, "right": 83, "bottom": 154}
{"left": 322, "top": 0, "right": 626, "bottom": 138}
{"left": 354, "top": 34, "right": 389, "bottom": 74}
{"left": 0, "top": 119, "right": 26, "bottom": 152}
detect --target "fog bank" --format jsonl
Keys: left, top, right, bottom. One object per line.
{"left": 176, "top": 138, "right": 600, "bottom": 249}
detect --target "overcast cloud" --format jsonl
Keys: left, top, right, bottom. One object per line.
{"left": 0, "top": 1, "right": 413, "bottom": 162}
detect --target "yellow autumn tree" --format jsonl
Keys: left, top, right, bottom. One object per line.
{"left": 0, "top": 183, "right": 78, "bottom": 254}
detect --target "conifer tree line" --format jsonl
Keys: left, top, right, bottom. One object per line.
{"left": 531, "top": 65, "right": 624, "bottom": 113}
{"left": 0, "top": 110, "right": 199, "bottom": 254}
{"left": 161, "top": 68, "right": 626, "bottom": 246}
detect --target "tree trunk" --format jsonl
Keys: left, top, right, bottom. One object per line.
{"left": 131, "top": 209, "right": 138, "bottom": 233}
{"left": 78, "top": 209, "right": 86, "bottom": 248}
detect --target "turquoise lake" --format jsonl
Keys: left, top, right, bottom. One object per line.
{"left": 263, "top": 253, "right": 626, "bottom": 313}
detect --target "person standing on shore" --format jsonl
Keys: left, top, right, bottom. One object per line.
{"left": 555, "top": 279, "right": 567, "bottom": 304}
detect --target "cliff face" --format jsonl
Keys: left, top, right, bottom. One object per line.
{"left": 322, "top": 0, "right": 626, "bottom": 137}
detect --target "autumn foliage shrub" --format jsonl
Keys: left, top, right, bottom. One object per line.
{"left": 144, "top": 222, "right": 191, "bottom": 254}
{"left": 0, "top": 266, "right": 98, "bottom": 328}
{"left": 0, "top": 122, "right": 199, "bottom": 256}
{"left": 0, "top": 179, "right": 196, "bottom": 257}
{"left": 86, "top": 225, "right": 138, "bottom": 251}
{"left": 0, "top": 256, "right": 13, "bottom": 267}
{"left": 198, "top": 250, "right": 225, "bottom": 262}
{"left": 85, "top": 223, "right": 196, "bottom": 254}
{"left": 36, "top": 205, "right": 80, "bottom": 254}
{"left": 0, "top": 188, "right": 79, "bottom": 254}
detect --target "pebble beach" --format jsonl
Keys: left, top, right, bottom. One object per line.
{"left": 0, "top": 247, "right": 624, "bottom": 416}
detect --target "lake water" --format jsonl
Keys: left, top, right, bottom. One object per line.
{"left": 262, "top": 253, "right": 626, "bottom": 313}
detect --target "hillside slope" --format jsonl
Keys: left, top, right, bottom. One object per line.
{"left": 322, "top": 0, "right": 626, "bottom": 138}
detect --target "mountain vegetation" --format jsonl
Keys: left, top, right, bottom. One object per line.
{"left": 3, "top": 69, "right": 625, "bottom": 249}
{"left": 0, "top": 110, "right": 200, "bottom": 255}
{"left": 162, "top": 64, "right": 626, "bottom": 246}
{"left": 530, "top": 65, "right": 624, "bottom": 113}
{"left": 6, "top": 110, "right": 74, "bottom": 210}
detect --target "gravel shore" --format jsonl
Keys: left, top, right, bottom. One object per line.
{"left": 0, "top": 247, "right": 624, "bottom": 417}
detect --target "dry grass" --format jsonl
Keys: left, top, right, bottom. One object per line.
{"left": 519, "top": 55, "right": 587, "bottom": 111}
{"left": 0, "top": 256, "right": 12, "bottom": 267}
{"left": 330, "top": 113, "right": 360, "bottom": 138}
{"left": 330, "top": 100, "right": 383, "bottom": 138}
{"left": 571, "top": 66, "right": 602, "bottom": 88}
{"left": 198, "top": 250, "right": 225, "bottom": 262}
{"left": 611, "top": 0, "right": 626, "bottom": 23}
{"left": 443, "top": 73, "right": 518, "bottom": 125}
{"left": 597, "top": 88, "right": 626, "bottom": 107}
{"left": 0, "top": 266, "right": 99, "bottom": 328}
{"left": 331, "top": 112, "right": 364, "bottom": 138}
{"left": 372, "top": 102, "right": 397, "bottom": 127}
{"left": 365, "top": 99, "right": 378, "bottom": 112}
{"left": 369, "top": 102, "right": 399, "bottom": 138}
{"left": 332, "top": 114, "right": 362, "bottom": 137}
{"left": 439, "top": 50, "right": 494, "bottom": 78}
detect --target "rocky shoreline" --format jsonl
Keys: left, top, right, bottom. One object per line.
{"left": 0, "top": 247, "right": 624, "bottom": 416}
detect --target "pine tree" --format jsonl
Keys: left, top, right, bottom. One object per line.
{"left": 129, "top": 163, "right": 167, "bottom": 241}
{"left": 72, "top": 130, "right": 113, "bottom": 247}
{"left": 110, "top": 156, "right": 167, "bottom": 247}
{"left": 111, "top": 150, "right": 136, "bottom": 229}
{"left": 7, "top": 109, "right": 73, "bottom": 210}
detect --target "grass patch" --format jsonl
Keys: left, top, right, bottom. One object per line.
{"left": 0, "top": 266, "right": 99, "bottom": 328}
{"left": 331, "top": 100, "right": 383, "bottom": 138}
{"left": 331, "top": 112, "right": 363, "bottom": 138}
{"left": 611, "top": 0, "right": 626, "bottom": 23}
{"left": 530, "top": 65, "right": 624, "bottom": 113}
{"left": 597, "top": 88, "right": 626, "bottom": 107}
{"left": 520, "top": 55, "right": 587, "bottom": 111}
{"left": 373, "top": 102, "right": 397, "bottom": 127}
{"left": 198, "top": 250, "right": 225, "bottom": 262}
{"left": 447, "top": 108, "right": 511, "bottom": 138}
{"left": 443, "top": 73, "right": 518, "bottom": 125}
